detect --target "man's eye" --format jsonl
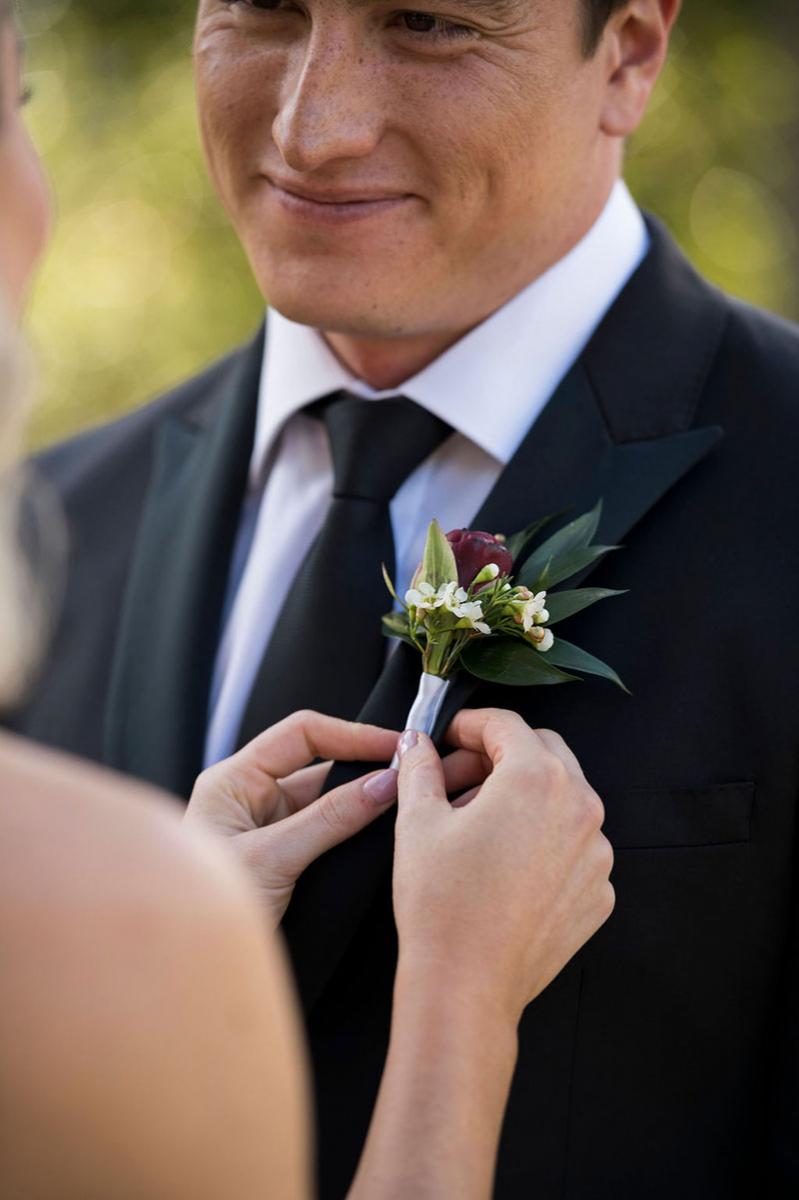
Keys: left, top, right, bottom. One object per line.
{"left": 396, "top": 11, "right": 474, "bottom": 39}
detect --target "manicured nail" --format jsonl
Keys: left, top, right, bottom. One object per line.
{"left": 364, "top": 768, "right": 399, "bottom": 806}
{"left": 397, "top": 729, "right": 419, "bottom": 759}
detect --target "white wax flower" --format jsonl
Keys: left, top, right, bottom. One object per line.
{"left": 404, "top": 581, "right": 439, "bottom": 610}
{"left": 405, "top": 580, "right": 491, "bottom": 634}
{"left": 529, "top": 627, "right": 554, "bottom": 652}
{"left": 509, "top": 588, "right": 549, "bottom": 633}
{"left": 453, "top": 600, "right": 492, "bottom": 636}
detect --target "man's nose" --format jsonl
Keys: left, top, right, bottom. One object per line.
{"left": 272, "top": 31, "right": 385, "bottom": 173}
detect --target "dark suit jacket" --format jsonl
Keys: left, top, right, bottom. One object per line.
{"left": 10, "top": 221, "right": 799, "bottom": 1197}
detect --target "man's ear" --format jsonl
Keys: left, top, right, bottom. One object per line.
{"left": 598, "top": 0, "right": 682, "bottom": 139}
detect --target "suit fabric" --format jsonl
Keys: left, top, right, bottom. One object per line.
{"left": 11, "top": 221, "right": 799, "bottom": 1197}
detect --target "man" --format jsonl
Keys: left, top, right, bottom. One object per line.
{"left": 11, "top": 0, "right": 799, "bottom": 1195}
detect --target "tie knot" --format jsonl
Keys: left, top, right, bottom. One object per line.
{"left": 311, "top": 391, "right": 452, "bottom": 502}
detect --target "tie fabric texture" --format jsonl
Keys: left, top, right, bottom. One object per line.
{"left": 236, "top": 391, "right": 452, "bottom": 747}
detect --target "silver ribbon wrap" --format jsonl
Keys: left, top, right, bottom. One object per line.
{"left": 391, "top": 671, "right": 452, "bottom": 768}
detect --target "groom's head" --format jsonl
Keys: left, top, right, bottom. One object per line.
{"left": 194, "top": 0, "right": 678, "bottom": 343}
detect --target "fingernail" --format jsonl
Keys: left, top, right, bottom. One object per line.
{"left": 397, "top": 729, "right": 419, "bottom": 759}
{"left": 364, "top": 768, "right": 399, "bottom": 806}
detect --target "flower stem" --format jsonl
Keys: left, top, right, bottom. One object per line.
{"left": 424, "top": 636, "right": 452, "bottom": 678}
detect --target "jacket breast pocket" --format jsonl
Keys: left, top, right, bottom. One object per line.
{"left": 601, "top": 782, "right": 755, "bottom": 850}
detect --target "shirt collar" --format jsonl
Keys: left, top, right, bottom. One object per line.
{"left": 250, "top": 180, "right": 649, "bottom": 485}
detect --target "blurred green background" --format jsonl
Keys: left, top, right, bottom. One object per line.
{"left": 21, "top": 0, "right": 799, "bottom": 448}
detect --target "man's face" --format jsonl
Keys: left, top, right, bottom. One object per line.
{"left": 194, "top": 0, "right": 616, "bottom": 340}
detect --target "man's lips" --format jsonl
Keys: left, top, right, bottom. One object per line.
{"left": 264, "top": 175, "right": 416, "bottom": 223}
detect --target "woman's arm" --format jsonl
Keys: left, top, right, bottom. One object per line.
{"left": 1, "top": 706, "right": 611, "bottom": 1200}
{"left": 349, "top": 965, "right": 518, "bottom": 1200}
{"left": 181, "top": 708, "right": 612, "bottom": 1200}
{"left": 348, "top": 713, "right": 614, "bottom": 1200}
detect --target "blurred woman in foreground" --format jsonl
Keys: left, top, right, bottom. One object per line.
{"left": 0, "top": 6, "right": 614, "bottom": 1197}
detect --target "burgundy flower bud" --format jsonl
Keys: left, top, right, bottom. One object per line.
{"left": 446, "top": 529, "right": 514, "bottom": 590}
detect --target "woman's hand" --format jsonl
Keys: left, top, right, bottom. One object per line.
{"left": 185, "top": 711, "right": 398, "bottom": 927}
{"left": 392, "top": 709, "right": 615, "bottom": 1025}
{"left": 184, "top": 709, "right": 489, "bottom": 928}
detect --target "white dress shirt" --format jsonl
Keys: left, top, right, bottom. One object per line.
{"left": 202, "top": 181, "right": 648, "bottom": 767}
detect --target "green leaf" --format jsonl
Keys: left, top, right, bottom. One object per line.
{"left": 518, "top": 543, "right": 619, "bottom": 592}
{"left": 515, "top": 500, "right": 603, "bottom": 586}
{"left": 545, "top": 637, "right": 630, "bottom": 694}
{"left": 419, "top": 519, "right": 458, "bottom": 590}
{"left": 545, "top": 588, "right": 628, "bottom": 625}
{"left": 503, "top": 510, "right": 567, "bottom": 564}
{"left": 461, "top": 638, "right": 582, "bottom": 686}
{"left": 382, "top": 562, "right": 402, "bottom": 606}
{"left": 381, "top": 611, "right": 416, "bottom": 647}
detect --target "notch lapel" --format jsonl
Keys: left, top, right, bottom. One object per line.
{"left": 103, "top": 329, "right": 264, "bottom": 797}
{"left": 437, "top": 374, "right": 724, "bottom": 731}
{"left": 283, "top": 222, "right": 729, "bottom": 1014}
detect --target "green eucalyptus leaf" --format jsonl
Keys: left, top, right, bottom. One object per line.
{"left": 382, "top": 611, "right": 416, "bottom": 647}
{"left": 545, "top": 587, "right": 628, "bottom": 625}
{"left": 504, "top": 510, "right": 567, "bottom": 564}
{"left": 420, "top": 519, "right": 458, "bottom": 589}
{"left": 517, "top": 543, "right": 619, "bottom": 592}
{"left": 546, "top": 637, "right": 630, "bottom": 694}
{"left": 461, "top": 638, "right": 582, "bottom": 686}
{"left": 516, "top": 500, "right": 603, "bottom": 585}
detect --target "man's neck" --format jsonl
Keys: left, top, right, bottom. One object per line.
{"left": 322, "top": 327, "right": 475, "bottom": 392}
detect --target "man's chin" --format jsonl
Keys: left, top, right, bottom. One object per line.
{"left": 262, "top": 289, "right": 418, "bottom": 340}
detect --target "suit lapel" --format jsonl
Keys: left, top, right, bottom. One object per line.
{"left": 438, "top": 374, "right": 725, "bottom": 731}
{"left": 103, "top": 329, "right": 264, "bottom": 797}
{"left": 283, "top": 221, "right": 729, "bottom": 1014}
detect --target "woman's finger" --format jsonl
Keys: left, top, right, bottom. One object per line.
{"left": 276, "top": 761, "right": 333, "bottom": 813}
{"left": 450, "top": 785, "right": 481, "bottom": 810}
{"left": 231, "top": 711, "right": 400, "bottom": 782}
{"left": 397, "top": 732, "right": 449, "bottom": 814}
{"left": 440, "top": 747, "right": 491, "bottom": 795}
{"left": 277, "top": 745, "right": 489, "bottom": 816}
{"left": 444, "top": 708, "right": 537, "bottom": 763}
{"left": 242, "top": 766, "right": 400, "bottom": 884}
{"left": 275, "top": 745, "right": 488, "bottom": 824}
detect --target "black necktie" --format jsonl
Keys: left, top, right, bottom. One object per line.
{"left": 236, "top": 391, "right": 452, "bottom": 746}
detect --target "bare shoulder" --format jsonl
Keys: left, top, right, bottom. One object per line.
{"left": 0, "top": 733, "right": 310, "bottom": 1200}
{"left": 0, "top": 728, "right": 245, "bottom": 910}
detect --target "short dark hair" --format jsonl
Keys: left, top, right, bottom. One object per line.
{"left": 581, "top": 0, "right": 629, "bottom": 56}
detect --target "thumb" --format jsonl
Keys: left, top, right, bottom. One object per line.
{"left": 246, "top": 767, "right": 399, "bottom": 883}
{"left": 397, "top": 731, "right": 449, "bottom": 814}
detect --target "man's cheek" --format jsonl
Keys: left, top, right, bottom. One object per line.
{"left": 198, "top": 86, "right": 261, "bottom": 171}
{"left": 200, "top": 66, "right": 279, "bottom": 149}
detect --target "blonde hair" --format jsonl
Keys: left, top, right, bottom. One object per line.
{"left": 0, "top": 297, "right": 53, "bottom": 709}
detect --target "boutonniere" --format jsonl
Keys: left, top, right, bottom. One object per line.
{"left": 382, "top": 501, "right": 629, "bottom": 745}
